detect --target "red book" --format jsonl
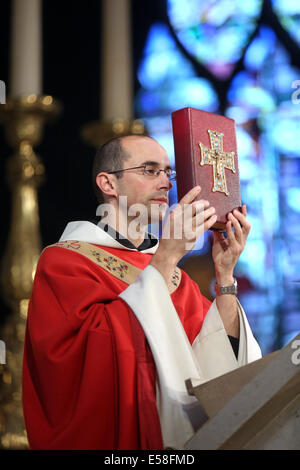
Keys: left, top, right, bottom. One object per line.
{"left": 171, "top": 107, "right": 242, "bottom": 231}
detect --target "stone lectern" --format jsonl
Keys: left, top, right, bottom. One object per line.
{"left": 185, "top": 333, "right": 300, "bottom": 450}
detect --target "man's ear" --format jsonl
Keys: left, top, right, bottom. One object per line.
{"left": 96, "top": 172, "right": 118, "bottom": 199}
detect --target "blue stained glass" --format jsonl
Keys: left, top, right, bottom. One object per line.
{"left": 226, "top": 105, "right": 251, "bottom": 124}
{"left": 244, "top": 26, "right": 276, "bottom": 71}
{"left": 286, "top": 188, "right": 300, "bottom": 213}
{"left": 167, "top": 77, "right": 218, "bottom": 110}
{"left": 136, "top": 23, "right": 219, "bottom": 116}
{"left": 228, "top": 126, "right": 258, "bottom": 182}
{"left": 261, "top": 105, "right": 300, "bottom": 157}
{"left": 235, "top": 127, "right": 256, "bottom": 160}
{"left": 274, "top": 66, "right": 300, "bottom": 95}
{"left": 138, "top": 23, "right": 195, "bottom": 90}
{"left": 228, "top": 70, "right": 276, "bottom": 116}
{"left": 135, "top": 5, "right": 300, "bottom": 354}
{"left": 238, "top": 290, "right": 279, "bottom": 354}
{"left": 272, "top": 0, "right": 300, "bottom": 46}
{"left": 226, "top": 23, "right": 300, "bottom": 352}
{"left": 239, "top": 159, "right": 258, "bottom": 181}
{"left": 273, "top": 0, "right": 300, "bottom": 15}
{"left": 283, "top": 331, "right": 300, "bottom": 348}
{"left": 167, "top": 0, "right": 262, "bottom": 78}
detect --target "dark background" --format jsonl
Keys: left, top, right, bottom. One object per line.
{"left": 0, "top": 0, "right": 169, "bottom": 324}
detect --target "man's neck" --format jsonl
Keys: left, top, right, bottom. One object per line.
{"left": 119, "top": 227, "right": 146, "bottom": 249}
{"left": 103, "top": 211, "right": 148, "bottom": 249}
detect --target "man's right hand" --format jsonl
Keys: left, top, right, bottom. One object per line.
{"left": 149, "top": 186, "right": 217, "bottom": 287}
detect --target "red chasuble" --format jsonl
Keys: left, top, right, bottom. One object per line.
{"left": 22, "top": 244, "right": 212, "bottom": 450}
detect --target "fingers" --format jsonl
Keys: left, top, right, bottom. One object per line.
{"left": 179, "top": 186, "right": 214, "bottom": 220}
{"left": 179, "top": 187, "right": 215, "bottom": 236}
{"left": 191, "top": 199, "right": 210, "bottom": 214}
{"left": 193, "top": 204, "right": 216, "bottom": 228}
{"left": 179, "top": 186, "right": 211, "bottom": 210}
{"left": 242, "top": 204, "right": 247, "bottom": 217}
{"left": 179, "top": 186, "right": 202, "bottom": 205}
{"left": 194, "top": 211, "right": 217, "bottom": 238}
{"left": 226, "top": 205, "right": 251, "bottom": 247}
{"left": 227, "top": 213, "right": 243, "bottom": 244}
{"left": 232, "top": 205, "right": 251, "bottom": 236}
{"left": 184, "top": 205, "right": 216, "bottom": 242}
{"left": 204, "top": 213, "right": 218, "bottom": 231}
{"left": 225, "top": 220, "right": 236, "bottom": 245}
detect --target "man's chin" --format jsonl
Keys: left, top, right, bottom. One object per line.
{"left": 148, "top": 202, "right": 168, "bottom": 224}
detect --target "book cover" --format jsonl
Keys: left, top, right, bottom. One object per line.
{"left": 171, "top": 107, "right": 242, "bottom": 231}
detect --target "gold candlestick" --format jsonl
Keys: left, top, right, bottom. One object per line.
{"left": 81, "top": 117, "right": 147, "bottom": 148}
{"left": 0, "top": 94, "right": 61, "bottom": 449}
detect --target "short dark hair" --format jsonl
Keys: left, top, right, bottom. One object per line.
{"left": 92, "top": 136, "right": 131, "bottom": 203}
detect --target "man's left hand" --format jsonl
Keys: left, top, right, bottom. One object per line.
{"left": 212, "top": 204, "right": 251, "bottom": 283}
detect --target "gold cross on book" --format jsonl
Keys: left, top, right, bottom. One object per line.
{"left": 199, "top": 129, "right": 236, "bottom": 196}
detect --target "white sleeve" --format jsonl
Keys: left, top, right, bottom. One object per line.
{"left": 119, "top": 264, "right": 262, "bottom": 449}
{"left": 192, "top": 298, "right": 262, "bottom": 382}
{"left": 119, "top": 264, "right": 262, "bottom": 386}
{"left": 120, "top": 264, "right": 203, "bottom": 450}
{"left": 119, "top": 264, "right": 202, "bottom": 390}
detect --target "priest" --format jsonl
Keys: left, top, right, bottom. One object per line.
{"left": 22, "top": 134, "right": 261, "bottom": 450}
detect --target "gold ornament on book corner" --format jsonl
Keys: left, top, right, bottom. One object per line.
{"left": 199, "top": 129, "right": 236, "bottom": 196}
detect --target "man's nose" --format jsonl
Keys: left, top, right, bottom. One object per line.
{"left": 157, "top": 171, "right": 173, "bottom": 190}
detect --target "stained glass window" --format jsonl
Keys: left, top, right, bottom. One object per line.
{"left": 272, "top": 0, "right": 300, "bottom": 47}
{"left": 136, "top": 21, "right": 219, "bottom": 207}
{"left": 167, "top": 0, "right": 262, "bottom": 78}
{"left": 135, "top": 0, "right": 300, "bottom": 354}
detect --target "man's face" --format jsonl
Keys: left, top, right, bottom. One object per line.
{"left": 115, "top": 136, "right": 173, "bottom": 224}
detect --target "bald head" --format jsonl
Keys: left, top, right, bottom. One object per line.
{"left": 92, "top": 134, "right": 162, "bottom": 204}
{"left": 120, "top": 134, "right": 167, "bottom": 159}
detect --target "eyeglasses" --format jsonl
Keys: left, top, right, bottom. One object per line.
{"left": 108, "top": 164, "right": 176, "bottom": 181}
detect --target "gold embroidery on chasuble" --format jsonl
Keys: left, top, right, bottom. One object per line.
{"left": 46, "top": 240, "right": 181, "bottom": 293}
